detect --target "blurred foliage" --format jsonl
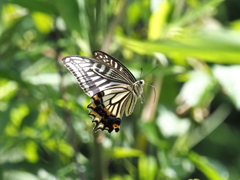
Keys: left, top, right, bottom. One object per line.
{"left": 0, "top": 0, "right": 240, "bottom": 180}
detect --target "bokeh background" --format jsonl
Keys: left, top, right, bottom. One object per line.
{"left": 1, "top": 0, "right": 240, "bottom": 180}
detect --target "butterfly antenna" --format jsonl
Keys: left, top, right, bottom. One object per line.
{"left": 139, "top": 68, "right": 143, "bottom": 79}
{"left": 145, "top": 83, "right": 157, "bottom": 103}
{"left": 140, "top": 63, "right": 158, "bottom": 103}
{"left": 141, "top": 63, "right": 159, "bottom": 79}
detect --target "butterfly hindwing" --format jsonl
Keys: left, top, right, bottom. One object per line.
{"left": 87, "top": 85, "right": 138, "bottom": 132}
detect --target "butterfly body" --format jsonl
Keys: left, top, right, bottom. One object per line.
{"left": 62, "top": 51, "right": 144, "bottom": 133}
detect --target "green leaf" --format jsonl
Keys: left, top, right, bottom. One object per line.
{"left": 3, "top": 171, "right": 39, "bottom": 180}
{"left": 172, "top": 0, "right": 224, "bottom": 26}
{"left": 138, "top": 156, "right": 158, "bottom": 180}
{"left": 24, "top": 141, "right": 38, "bottom": 163}
{"left": 148, "top": 0, "right": 170, "bottom": 39}
{"left": 0, "top": 146, "right": 25, "bottom": 163}
{"left": 120, "top": 30, "right": 240, "bottom": 64}
{"left": 108, "top": 147, "right": 143, "bottom": 158}
{"left": 32, "top": 12, "right": 53, "bottom": 33}
{"left": 10, "top": 0, "right": 56, "bottom": 14}
{"left": 188, "top": 152, "right": 228, "bottom": 180}
{"left": 53, "top": 0, "right": 84, "bottom": 33}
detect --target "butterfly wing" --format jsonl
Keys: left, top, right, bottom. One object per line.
{"left": 62, "top": 51, "right": 142, "bottom": 133}
{"left": 93, "top": 50, "right": 137, "bottom": 83}
{"left": 88, "top": 85, "right": 138, "bottom": 133}
{"left": 62, "top": 55, "right": 133, "bottom": 97}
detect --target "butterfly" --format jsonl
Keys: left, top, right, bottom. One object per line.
{"left": 62, "top": 50, "right": 144, "bottom": 133}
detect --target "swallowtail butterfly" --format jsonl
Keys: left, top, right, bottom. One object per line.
{"left": 62, "top": 51, "right": 144, "bottom": 133}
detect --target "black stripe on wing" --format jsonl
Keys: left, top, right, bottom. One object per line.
{"left": 93, "top": 51, "right": 137, "bottom": 83}
{"left": 62, "top": 56, "right": 132, "bottom": 96}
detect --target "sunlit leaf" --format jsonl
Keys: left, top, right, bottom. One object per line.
{"left": 24, "top": 141, "right": 38, "bottom": 163}
{"left": 213, "top": 65, "right": 240, "bottom": 109}
{"left": 148, "top": 0, "right": 170, "bottom": 39}
{"left": 177, "top": 71, "right": 217, "bottom": 107}
{"left": 108, "top": 147, "right": 143, "bottom": 158}
{"left": 157, "top": 106, "right": 190, "bottom": 137}
{"left": 138, "top": 156, "right": 158, "bottom": 180}
{"left": 189, "top": 152, "right": 228, "bottom": 180}
{"left": 32, "top": 12, "right": 53, "bottom": 33}
{"left": 0, "top": 147, "right": 25, "bottom": 163}
{"left": 3, "top": 170, "right": 39, "bottom": 180}
{"left": 120, "top": 30, "right": 240, "bottom": 64}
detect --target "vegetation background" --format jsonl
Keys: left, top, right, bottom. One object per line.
{"left": 1, "top": 0, "right": 240, "bottom": 179}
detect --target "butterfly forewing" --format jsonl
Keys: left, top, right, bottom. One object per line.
{"left": 62, "top": 51, "right": 144, "bottom": 133}
{"left": 62, "top": 56, "right": 126, "bottom": 96}
{"left": 93, "top": 51, "right": 137, "bottom": 83}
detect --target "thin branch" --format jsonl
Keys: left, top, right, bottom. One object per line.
{"left": 141, "top": 77, "right": 162, "bottom": 121}
{"left": 101, "top": 0, "right": 128, "bottom": 52}
{"left": 54, "top": 26, "right": 86, "bottom": 179}
{"left": 91, "top": 1, "right": 128, "bottom": 179}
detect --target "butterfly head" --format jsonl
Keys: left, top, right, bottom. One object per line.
{"left": 139, "top": 80, "right": 144, "bottom": 85}
{"left": 133, "top": 80, "right": 144, "bottom": 98}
